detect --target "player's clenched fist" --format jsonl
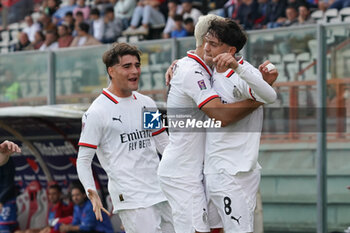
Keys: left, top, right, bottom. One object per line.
{"left": 213, "top": 53, "right": 239, "bottom": 72}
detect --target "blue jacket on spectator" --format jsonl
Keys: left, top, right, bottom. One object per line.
{"left": 72, "top": 200, "right": 113, "bottom": 233}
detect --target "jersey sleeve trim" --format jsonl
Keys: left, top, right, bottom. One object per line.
{"left": 198, "top": 95, "right": 220, "bottom": 109}
{"left": 78, "top": 142, "right": 98, "bottom": 149}
{"left": 152, "top": 127, "right": 166, "bottom": 136}
{"left": 249, "top": 88, "right": 256, "bottom": 101}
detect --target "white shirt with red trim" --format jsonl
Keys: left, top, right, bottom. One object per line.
{"left": 157, "top": 51, "right": 219, "bottom": 181}
{"left": 77, "top": 89, "right": 167, "bottom": 212}
{"left": 204, "top": 59, "right": 276, "bottom": 175}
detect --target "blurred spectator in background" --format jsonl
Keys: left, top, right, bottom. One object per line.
{"left": 101, "top": 7, "right": 122, "bottom": 43}
{"left": 15, "top": 183, "right": 73, "bottom": 233}
{"left": 328, "top": 0, "right": 350, "bottom": 10}
{"left": 44, "top": 0, "right": 60, "bottom": 16}
{"left": 94, "top": 0, "right": 113, "bottom": 15}
{"left": 13, "top": 32, "right": 34, "bottom": 51}
{"left": 163, "top": 0, "right": 179, "bottom": 34}
{"left": 235, "top": 0, "right": 259, "bottom": 30}
{"left": 0, "top": 70, "right": 21, "bottom": 101}
{"left": 183, "top": 17, "right": 194, "bottom": 36}
{"left": 263, "top": 0, "right": 287, "bottom": 28}
{"left": 58, "top": 24, "right": 74, "bottom": 47}
{"left": 181, "top": 0, "right": 202, "bottom": 24}
{"left": 123, "top": 0, "right": 166, "bottom": 36}
{"left": 282, "top": 4, "right": 299, "bottom": 26}
{"left": 73, "top": 0, "right": 90, "bottom": 20}
{"left": 33, "top": 31, "right": 46, "bottom": 49}
{"left": 52, "top": 0, "right": 77, "bottom": 25}
{"left": 73, "top": 11, "right": 85, "bottom": 36}
{"left": 113, "top": 0, "right": 137, "bottom": 29}
{"left": 59, "top": 182, "right": 113, "bottom": 233}
{"left": 39, "top": 30, "right": 59, "bottom": 50}
{"left": 297, "top": 4, "right": 315, "bottom": 24}
{"left": 0, "top": 141, "right": 19, "bottom": 233}
{"left": 254, "top": 0, "right": 268, "bottom": 29}
{"left": 266, "top": 3, "right": 298, "bottom": 27}
{"left": 89, "top": 8, "right": 104, "bottom": 41}
{"left": 70, "top": 22, "right": 102, "bottom": 46}
{"left": 64, "top": 12, "right": 75, "bottom": 33}
{"left": 23, "top": 16, "right": 41, "bottom": 42}
{"left": 162, "top": 0, "right": 182, "bottom": 38}
{"left": 171, "top": 14, "right": 187, "bottom": 38}
{"left": 39, "top": 13, "right": 57, "bottom": 33}
{"left": 287, "top": 0, "right": 307, "bottom": 8}
{"left": 223, "top": 0, "right": 241, "bottom": 19}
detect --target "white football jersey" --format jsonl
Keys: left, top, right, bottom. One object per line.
{"left": 205, "top": 59, "right": 275, "bottom": 175}
{"left": 158, "top": 51, "right": 219, "bottom": 181}
{"left": 78, "top": 89, "right": 167, "bottom": 212}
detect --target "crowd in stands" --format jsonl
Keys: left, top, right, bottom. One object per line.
{"left": 0, "top": 0, "right": 350, "bottom": 53}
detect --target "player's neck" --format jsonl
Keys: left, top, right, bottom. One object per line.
{"left": 194, "top": 47, "right": 204, "bottom": 60}
{"left": 107, "top": 86, "right": 132, "bottom": 98}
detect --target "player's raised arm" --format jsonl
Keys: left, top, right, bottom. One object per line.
{"left": 214, "top": 54, "right": 277, "bottom": 104}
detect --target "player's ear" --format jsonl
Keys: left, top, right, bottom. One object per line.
{"left": 228, "top": 46, "right": 237, "bottom": 56}
{"left": 107, "top": 66, "right": 113, "bottom": 79}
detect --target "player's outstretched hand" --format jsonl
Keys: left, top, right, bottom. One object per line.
{"left": 87, "top": 189, "right": 111, "bottom": 222}
{"left": 258, "top": 60, "right": 278, "bottom": 86}
{"left": 213, "top": 53, "right": 238, "bottom": 73}
{"left": 165, "top": 60, "right": 178, "bottom": 86}
{"left": 0, "top": 140, "right": 21, "bottom": 166}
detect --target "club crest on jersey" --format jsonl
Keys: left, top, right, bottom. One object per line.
{"left": 143, "top": 110, "right": 162, "bottom": 129}
{"left": 197, "top": 79, "right": 207, "bottom": 90}
{"left": 233, "top": 85, "right": 242, "bottom": 98}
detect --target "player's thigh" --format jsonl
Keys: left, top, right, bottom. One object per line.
{"left": 207, "top": 199, "right": 222, "bottom": 229}
{"left": 206, "top": 170, "right": 260, "bottom": 233}
{"left": 118, "top": 206, "right": 162, "bottom": 233}
{"left": 158, "top": 176, "right": 210, "bottom": 233}
{"left": 155, "top": 201, "right": 176, "bottom": 233}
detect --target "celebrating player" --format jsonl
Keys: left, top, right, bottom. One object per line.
{"left": 157, "top": 14, "right": 273, "bottom": 233}
{"left": 76, "top": 43, "right": 174, "bottom": 233}
{"left": 203, "top": 18, "right": 277, "bottom": 233}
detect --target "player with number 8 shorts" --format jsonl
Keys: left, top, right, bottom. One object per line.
{"left": 203, "top": 19, "right": 277, "bottom": 233}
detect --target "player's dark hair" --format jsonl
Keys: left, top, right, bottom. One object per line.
{"left": 102, "top": 43, "right": 141, "bottom": 79}
{"left": 207, "top": 18, "right": 247, "bottom": 53}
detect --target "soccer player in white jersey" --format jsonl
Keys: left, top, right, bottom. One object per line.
{"left": 203, "top": 19, "right": 277, "bottom": 233}
{"left": 76, "top": 43, "right": 175, "bottom": 233}
{"left": 158, "top": 14, "right": 266, "bottom": 233}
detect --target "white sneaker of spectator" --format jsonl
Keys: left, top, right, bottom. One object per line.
{"left": 134, "top": 25, "right": 149, "bottom": 35}
{"left": 122, "top": 27, "right": 138, "bottom": 36}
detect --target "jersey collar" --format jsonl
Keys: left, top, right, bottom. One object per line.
{"left": 187, "top": 51, "right": 213, "bottom": 77}
{"left": 102, "top": 89, "right": 137, "bottom": 104}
